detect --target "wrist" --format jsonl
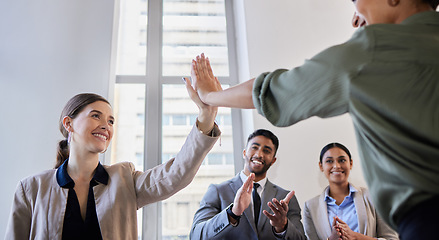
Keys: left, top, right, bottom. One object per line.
{"left": 226, "top": 203, "right": 240, "bottom": 225}
{"left": 274, "top": 220, "right": 288, "bottom": 233}
{"left": 196, "top": 118, "right": 216, "bottom": 136}
{"left": 231, "top": 203, "right": 243, "bottom": 217}
{"left": 197, "top": 105, "right": 217, "bottom": 124}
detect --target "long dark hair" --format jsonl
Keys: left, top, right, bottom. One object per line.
{"left": 55, "top": 93, "right": 110, "bottom": 168}
{"left": 319, "top": 142, "right": 352, "bottom": 164}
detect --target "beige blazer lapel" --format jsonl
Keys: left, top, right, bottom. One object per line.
{"left": 49, "top": 172, "right": 69, "bottom": 240}
{"left": 317, "top": 191, "right": 332, "bottom": 238}
{"left": 352, "top": 185, "right": 368, "bottom": 235}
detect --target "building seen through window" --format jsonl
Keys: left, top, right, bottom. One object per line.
{"left": 111, "top": 0, "right": 239, "bottom": 239}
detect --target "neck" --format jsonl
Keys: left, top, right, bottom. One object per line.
{"left": 68, "top": 147, "right": 100, "bottom": 182}
{"left": 394, "top": 4, "right": 434, "bottom": 24}
{"left": 243, "top": 170, "right": 266, "bottom": 182}
{"left": 328, "top": 181, "right": 350, "bottom": 199}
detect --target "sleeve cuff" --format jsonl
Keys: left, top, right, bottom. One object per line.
{"left": 196, "top": 119, "right": 220, "bottom": 137}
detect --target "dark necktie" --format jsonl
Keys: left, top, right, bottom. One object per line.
{"left": 253, "top": 183, "right": 261, "bottom": 226}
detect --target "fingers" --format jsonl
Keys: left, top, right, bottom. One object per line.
{"left": 282, "top": 190, "right": 295, "bottom": 205}
{"left": 264, "top": 197, "right": 287, "bottom": 218}
{"left": 183, "top": 77, "right": 194, "bottom": 95}
{"left": 191, "top": 60, "right": 198, "bottom": 86}
{"left": 205, "top": 55, "right": 215, "bottom": 79}
{"left": 332, "top": 217, "right": 337, "bottom": 227}
{"left": 335, "top": 216, "right": 346, "bottom": 225}
{"left": 183, "top": 77, "right": 203, "bottom": 106}
{"left": 243, "top": 173, "right": 255, "bottom": 193}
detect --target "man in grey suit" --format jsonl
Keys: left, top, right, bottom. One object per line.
{"left": 190, "top": 129, "right": 306, "bottom": 240}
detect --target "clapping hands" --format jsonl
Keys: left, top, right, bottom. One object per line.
{"left": 329, "top": 216, "right": 360, "bottom": 240}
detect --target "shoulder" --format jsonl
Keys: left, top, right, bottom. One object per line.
{"left": 211, "top": 177, "right": 237, "bottom": 190}
{"left": 352, "top": 185, "right": 370, "bottom": 197}
{"left": 19, "top": 169, "right": 56, "bottom": 187}
{"left": 14, "top": 169, "right": 57, "bottom": 200}
{"left": 103, "top": 161, "right": 135, "bottom": 174}
{"left": 305, "top": 193, "right": 322, "bottom": 208}
{"left": 305, "top": 187, "right": 328, "bottom": 207}
{"left": 313, "top": 28, "right": 372, "bottom": 68}
{"left": 270, "top": 181, "right": 288, "bottom": 192}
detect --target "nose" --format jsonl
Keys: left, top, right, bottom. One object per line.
{"left": 254, "top": 149, "right": 264, "bottom": 158}
{"left": 334, "top": 161, "right": 341, "bottom": 168}
{"left": 100, "top": 119, "right": 110, "bottom": 130}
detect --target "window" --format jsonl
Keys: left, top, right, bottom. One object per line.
{"left": 111, "top": 0, "right": 243, "bottom": 239}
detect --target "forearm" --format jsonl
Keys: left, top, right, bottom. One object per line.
{"left": 354, "top": 233, "right": 378, "bottom": 240}
{"left": 191, "top": 208, "right": 234, "bottom": 240}
{"left": 204, "top": 79, "right": 255, "bottom": 109}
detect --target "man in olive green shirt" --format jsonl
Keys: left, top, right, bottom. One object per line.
{"left": 191, "top": 3, "right": 439, "bottom": 240}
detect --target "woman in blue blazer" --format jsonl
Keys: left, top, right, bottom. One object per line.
{"left": 303, "top": 143, "right": 398, "bottom": 240}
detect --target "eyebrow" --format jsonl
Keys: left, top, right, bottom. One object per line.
{"left": 325, "top": 156, "right": 347, "bottom": 159}
{"left": 90, "top": 110, "right": 115, "bottom": 120}
{"left": 251, "top": 142, "right": 273, "bottom": 151}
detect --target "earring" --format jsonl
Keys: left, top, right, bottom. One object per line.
{"left": 67, "top": 132, "right": 72, "bottom": 144}
{"left": 387, "top": 0, "right": 400, "bottom": 7}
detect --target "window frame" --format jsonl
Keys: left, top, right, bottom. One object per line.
{"left": 112, "top": 0, "right": 244, "bottom": 239}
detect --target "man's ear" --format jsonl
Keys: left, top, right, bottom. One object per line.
{"left": 62, "top": 116, "right": 73, "bottom": 132}
{"left": 387, "top": 0, "right": 400, "bottom": 7}
{"left": 270, "top": 157, "right": 277, "bottom": 166}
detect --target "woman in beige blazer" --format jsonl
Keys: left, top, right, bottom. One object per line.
{"left": 5, "top": 77, "right": 222, "bottom": 239}
{"left": 303, "top": 143, "right": 398, "bottom": 240}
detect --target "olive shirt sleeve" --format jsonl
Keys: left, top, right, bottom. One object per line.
{"left": 252, "top": 29, "right": 370, "bottom": 127}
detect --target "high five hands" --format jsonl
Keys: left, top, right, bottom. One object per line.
{"left": 190, "top": 53, "right": 222, "bottom": 104}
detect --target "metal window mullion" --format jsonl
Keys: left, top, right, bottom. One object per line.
{"left": 142, "top": 0, "right": 163, "bottom": 240}
{"left": 225, "top": 0, "right": 245, "bottom": 174}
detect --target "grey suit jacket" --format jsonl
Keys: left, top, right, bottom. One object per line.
{"left": 190, "top": 174, "right": 306, "bottom": 240}
{"left": 303, "top": 185, "right": 399, "bottom": 240}
{"left": 5, "top": 124, "right": 219, "bottom": 240}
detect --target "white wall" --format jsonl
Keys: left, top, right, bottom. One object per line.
{"left": 0, "top": 0, "right": 115, "bottom": 236}
{"left": 236, "top": 0, "right": 367, "bottom": 208}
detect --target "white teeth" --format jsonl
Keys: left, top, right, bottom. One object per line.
{"left": 252, "top": 160, "right": 262, "bottom": 165}
{"left": 93, "top": 133, "right": 107, "bottom": 141}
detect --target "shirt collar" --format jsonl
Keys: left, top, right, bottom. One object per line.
{"left": 239, "top": 171, "right": 267, "bottom": 191}
{"left": 324, "top": 183, "right": 358, "bottom": 202}
{"left": 56, "top": 159, "right": 109, "bottom": 188}
{"left": 401, "top": 11, "right": 439, "bottom": 26}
